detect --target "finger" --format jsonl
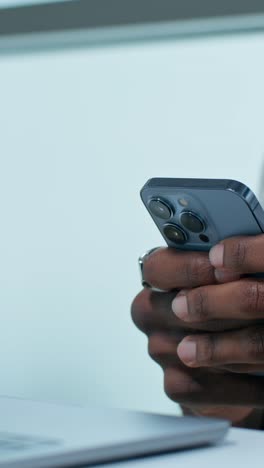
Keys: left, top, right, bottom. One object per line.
{"left": 148, "top": 332, "right": 186, "bottom": 368}
{"left": 142, "top": 247, "right": 217, "bottom": 291}
{"left": 164, "top": 365, "right": 264, "bottom": 407}
{"left": 214, "top": 268, "right": 241, "bottom": 284}
{"left": 171, "top": 279, "right": 264, "bottom": 322}
{"left": 209, "top": 234, "right": 264, "bottom": 274}
{"left": 131, "top": 288, "right": 250, "bottom": 335}
{"left": 131, "top": 289, "right": 183, "bottom": 335}
{"left": 219, "top": 364, "right": 264, "bottom": 373}
{"left": 147, "top": 332, "right": 264, "bottom": 372}
{"left": 176, "top": 326, "right": 264, "bottom": 368}
{"left": 181, "top": 405, "right": 254, "bottom": 425}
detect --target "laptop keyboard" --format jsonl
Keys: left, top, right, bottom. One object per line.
{"left": 0, "top": 432, "right": 62, "bottom": 456}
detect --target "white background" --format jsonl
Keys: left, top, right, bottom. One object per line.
{"left": 0, "top": 33, "right": 264, "bottom": 414}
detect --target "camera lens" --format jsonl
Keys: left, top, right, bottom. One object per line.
{"left": 163, "top": 224, "right": 187, "bottom": 245}
{"left": 180, "top": 212, "right": 204, "bottom": 233}
{"left": 148, "top": 199, "right": 172, "bottom": 220}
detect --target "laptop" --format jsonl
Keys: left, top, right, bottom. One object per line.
{"left": 0, "top": 396, "right": 229, "bottom": 467}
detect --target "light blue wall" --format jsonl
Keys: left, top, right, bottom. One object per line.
{"left": 0, "top": 33, "right": 264, "bottom": 414}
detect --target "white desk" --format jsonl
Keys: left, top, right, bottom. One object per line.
{"left": 105, "top": 428, "right": 263, "bottom": 467}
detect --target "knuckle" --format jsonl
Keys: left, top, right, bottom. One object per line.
{"left": 247, "top": 326, "right": 264, "bottom": 360}
{"left": 185, "top": 255, "right": 214, "bottom": 287}
{"left": 164, "top": 368, "right": 199, "bottom": 403}
{"left": 131, "top": 290, "right": 152, "bottom": 334}
{"left": 148, "top": 334, "right": 166, "bottom": 361}
{"left": 227, "top": 239, "right": 247, "bottom": 270}
{"left": 196, "top": 335, "right": 216, "bottom": 365}
{"left": 188, "top": 288, "right": 209, "bottom": 322}
{"left": 185, "top": 259, "right": 201, "bottom": 286}
{"left": 241, "top": 281, "right": 264, "bottom": 316}
{"left": 148, "top": 333, "right": 182, "bottom": 367}
{"left": 164, "top": 368, "right": 180, "bottom": 400}
{"left": 142, "top": 251, "right": 161, "bottom": 288}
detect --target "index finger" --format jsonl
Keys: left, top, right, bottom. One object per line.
{"left": 142, "top": 247, "right": 216, "bottom": 291}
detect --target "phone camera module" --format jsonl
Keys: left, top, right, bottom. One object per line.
{"left": 148, "top": 199, "right": 172, "bottom": 220}
{"left": 180, "top": 212, "right": 204, "bottom": 233}
{"left": 163, "top": 224, "right": 187, "bottom": 245}
{"left": 178, "top": 198, "right": 189, "bottom": 207}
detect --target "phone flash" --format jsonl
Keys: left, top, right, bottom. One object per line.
{"left": 178, "top": 198, "right": 188, "bottom": 207}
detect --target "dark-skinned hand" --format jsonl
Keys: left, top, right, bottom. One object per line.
{"left": 131, "top": 235, "right": 264, "bottom": 427}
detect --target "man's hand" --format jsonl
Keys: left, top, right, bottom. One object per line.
{"left": 131, "top": 236, "right": 264, "bottom": 427}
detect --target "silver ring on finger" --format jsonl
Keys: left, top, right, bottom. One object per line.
{"left": 138, "top": 247, "right": 169, "bottom": 293}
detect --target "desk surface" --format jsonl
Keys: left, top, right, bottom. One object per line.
{"left": 104, "top": 427, "right": 263, "bottom": 467}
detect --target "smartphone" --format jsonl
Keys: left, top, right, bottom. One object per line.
{"left": 140, "top": 178, "right": 264, "bottom": 251}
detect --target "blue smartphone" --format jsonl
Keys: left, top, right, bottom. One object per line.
{"left": 140, "top": 178, "right": 264, "bottom": 251}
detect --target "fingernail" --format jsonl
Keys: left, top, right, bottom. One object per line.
{"left": 172, "top": 295, "right": 189, "bottom": 321}
{"left": 214, "top": 268, "right": 240, "bottom": 283}
{"left": 209, "top": 244, "right": 224, "bottom": 268}
{"left": 177, "top": 339, "right": 197, "bottom": 366}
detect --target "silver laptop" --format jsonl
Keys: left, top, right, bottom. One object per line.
{"left": 0, "top": 396, "right": 229, "bottom": 467}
